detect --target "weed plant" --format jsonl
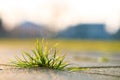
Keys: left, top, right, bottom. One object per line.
{"left": 12, "top": 39, "right": 69, "bottom": 70}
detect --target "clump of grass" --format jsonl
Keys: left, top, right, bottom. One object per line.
{"left": 98, "top": 56, "right": 109, "bottom": 62}
{"left": 12, "top": 39, "right": 69, "bottom": 70}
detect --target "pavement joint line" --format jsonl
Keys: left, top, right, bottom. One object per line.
{"left": 82, "top": 72, "right": 120, "bottom": 77}
{"left": 78, "top": 66, "right": 120, "bottom": 68}
{"left": 0, "top": 64, "right": 120, "bottom": 70}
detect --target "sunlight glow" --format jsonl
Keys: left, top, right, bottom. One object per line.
{"left": 0, "top": 0, "right": 120, "bottom": 34}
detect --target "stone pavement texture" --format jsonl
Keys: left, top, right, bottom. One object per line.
{"left": 0, "top": 49, "right": 120, "bottom": 80}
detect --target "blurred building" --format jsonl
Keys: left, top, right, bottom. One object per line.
{"left": 57, "top": 24, "right": 112, "bottom": 39}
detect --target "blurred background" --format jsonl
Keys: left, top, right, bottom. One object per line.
{"left": 0, "top": 0, "right": 120, "bottom": 39}
{"left": 0, "top": 0, "right": 120, "bottom": 64}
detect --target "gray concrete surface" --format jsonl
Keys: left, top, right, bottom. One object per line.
{"left": 0, "top": 48, "right": 120, "bottom": 80}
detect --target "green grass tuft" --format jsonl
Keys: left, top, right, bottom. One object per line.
{"left": 98, "top": 56, "right": 109, "bottom": 62}
{"left": 12, "top": 39, "right": 69, "bottom": 70}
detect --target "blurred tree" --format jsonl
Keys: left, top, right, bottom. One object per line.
{"left": 113, "top": 29, "right": 120, "bottom": 39}
{"left": 10, "top": 21, "right": 53, "bottom": 38}
{"left": 0, "top": 18, "right": 7, "bottom": 37}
